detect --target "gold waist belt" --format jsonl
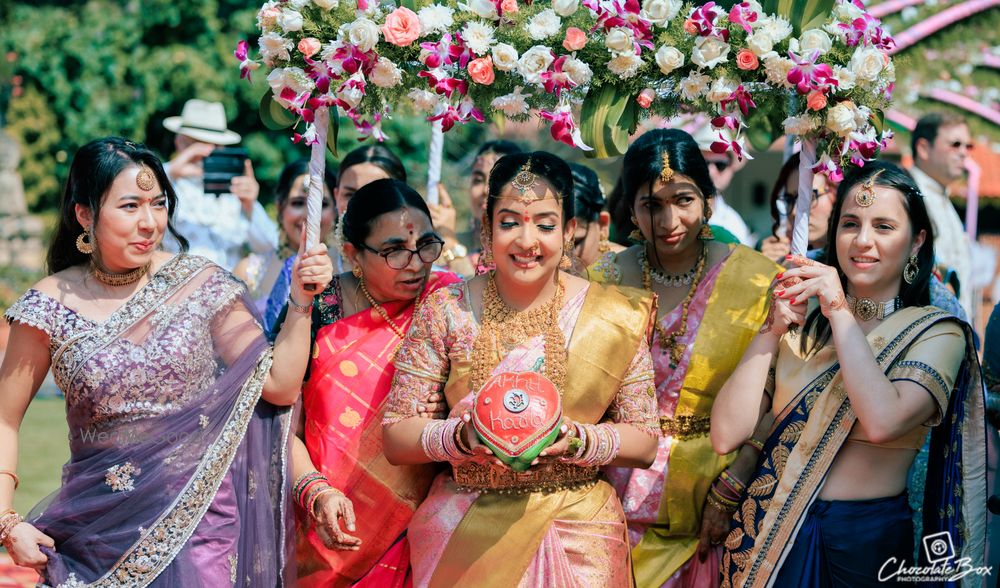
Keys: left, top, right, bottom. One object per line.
{"left": 452, "top": 461, "right": 599, "bottom": 494}
{"left": 659, "top": 414, "right": 711, "bottom": 439}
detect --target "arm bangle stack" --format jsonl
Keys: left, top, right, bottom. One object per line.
{"left": 421, "top": 418, "right": 467, "bottom": 462}
{"left": 564, "top": 423, "right": 620, "bottom": 467}
{"left": 0, "top": 510, "right": 22, "bottom": 549}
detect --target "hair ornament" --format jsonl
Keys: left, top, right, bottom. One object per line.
{"left": 660, "top": 151, "right": 674, "bottom": 185}
{"left": 135, "top": 165, "right": 156, "bottom": 192}
{"left": 855, "top": 170, "right": 884, "bottom": 208}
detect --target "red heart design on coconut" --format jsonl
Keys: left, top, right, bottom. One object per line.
{"left": 472, "top": 372, "right": 562, "bottom": 471}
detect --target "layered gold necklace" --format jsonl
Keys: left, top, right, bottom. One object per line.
{"left": 640, "top": 243, "right": 708, "bottom": 368}
{"left": 90, "top": 261, "right": 151, "bottom": 287}
{"left": 468, "top": 272, "right": 567, "bottom": 394}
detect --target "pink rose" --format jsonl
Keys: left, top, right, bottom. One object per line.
{"left": 468, "top": 56, "right": 495, "bottom": 85}
{"left": 806, "top": 90, "right": 827, "bottom": 111}
{"left": 500, "top": 0, "right": 519, "bottom": 14}
{"left": 259, "top": 6, "right": 281, "bottom": 28}
{"left": 736, "top": 48, "right": 759, "bottom": 70}
{"left": 297, "top": 37, "right": 321, "bottom": 58}
{"left": 382, "top": 7, "right": 421, "bottom": 47}
{"left": 563, "top": 27, "right": 586, "bottom": 51}
{"left": 636, "top": 88, "right": 655, "bottom": 109}
{"left": 684, "top": 19, "right": 699, "bottom": 34}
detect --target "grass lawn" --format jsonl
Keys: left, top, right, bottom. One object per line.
{"left": 12, "top": 397, "right": 68, "bottom": 516}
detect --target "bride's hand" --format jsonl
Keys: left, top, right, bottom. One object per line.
{"left": 313, "top": 491, "right": 362, "bottom": 551}
{"left": 6, "top": 522, "right": 54, "bottom": 572}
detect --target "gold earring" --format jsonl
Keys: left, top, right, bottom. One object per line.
{"left": 698, "top": 221, "right": 715, "bottom": 241}
{"left": 76, "top": 230, "right": 94, "bottom": 254}
{"left": 480, "top": 224, "right": 494, "bottom": 266}
{"left": 560, "top": 236, "right": 573, "bottom": 270}
{"left": 352, "top": 265, "right": 362, "bottom": 279}
{"left": 598, "top": 228, "right": 611, "bottom": 254}
{"left": 629, "top": 215, "right": 644, "bottom": 242}
{"left": 903, "top": 254, "right": 918, "bottom": 284}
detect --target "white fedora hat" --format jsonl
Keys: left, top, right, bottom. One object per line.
{"left": 163, "top": 99, "right": 242, "bottom": 145}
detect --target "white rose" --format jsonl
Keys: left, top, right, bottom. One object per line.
{"left": 826, "top": 102, "right": 858, "bottom": 136}
{"left": 552, "top": 0, "right": 579, "bottom": 17}
{"left": 312, "top": 0, "right": 338, "bottom": 9}
{"left": 607, "top": 53, "right": 644, "bottom": 78}
{"left": 517, "top": 45, "right": 555, "bottom": 84}
{"left": 679, "top": 72, "right": 710, "bottom": 100}
{"left": 417, "top": 5, "right": 455, "bottom": 35}
{"left": 747, "top": 31, "right": 776, "bottom": 58}
{"left": 526, "top": 9, "right": 562, "bottom": 40}
{"left": 605, "top": 27, "right": 635, "bottom": 54}
{"left": 706, "top": 77, "right": 737, "bottom": 103}
{"left": 655, "top": 46, "right": 684, "bottom": 74}
{"left": 463, "top": 21, "right": 496, "bottom": 55}
{"left": 492, "top": 43, "right": 519, "bottom": 71}
{"left": 763, "top": 56, "right": 795, "bottom": 87}
{"left": 259, "top": 32, "right": 294, "bottom": 65}
{"left": 562, "top": 57, "right": 593, "bottom": 86}
{"left": 491, "top": 87, "right": 532, "bottom": 117}
{"left": 464, "top": 0, "right": 498, "bottom": 20}
{"left": 832, "top": 65, "right": 856, "bottom": 91}
{"left": 642, "top": 0, "right": 682, "bottom": 26}
{"left": 335, "top": 75, "right": 366, "bottom": 110}
{"left": 408, "top": 88, "right": 440, "bottom": 111}
{"left": 783, "top": 115, "right": 819, "bottom": 136}
{"left": 267, "top": 67, "right": 315, "bottom": 107}
{"left": 370, "top": 57, "right": 402, "bottom": 88}
{"left": 850, "top": 45, "right": 886, "bottom": 83}
{"left": 278, "top": 9, "right": 303, "bottom": 32}
{"left": 691, "top": 35, "right": 730, "bottom": 69}
{"left": 798, "top": 29, "right": 832, "bottom": 55}
{"left": 346, "top": 18, "right": 380, "bottom": 53}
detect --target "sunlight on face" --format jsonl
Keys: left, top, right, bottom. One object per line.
{"left": 489, "top": 180, "right": 573, "bottom": 286}
{"left": 85, "top": 165, "right": 168, "bottom": 272}
{"left": 632, "top": 174, "right": 706, "bottom": 259}
{"left": 351, "top": 206, "right": 440, "bottom": 303}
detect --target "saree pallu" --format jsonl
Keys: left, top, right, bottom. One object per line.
{"left": 595, "top": 245, "right": 779, "bottom": 587}
{"left": 4, "top": 254, "right": 293, "bottom": 588}
{"left": 723, "top": 307, "right": 987, "bottom": 588}
{"left": 296, "top": 272, "right": 460, "bottom": 588}
{"left": 386, "top": 281, "right": 658, "bottom": 588}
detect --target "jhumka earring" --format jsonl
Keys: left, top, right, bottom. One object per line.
{"left": 480, "top": 224, "right": 494, "bottom": 266}
{"left": 628, "top": 215, "right": 644, "bottom": 242}
{"left": 76, "top": 229, "right": 94, "bottom": 255}
{"left": 560, "top": 236, "right": 574, "bottom": 270}
{"left": 903, "top": 254, "right": 919, "bottom": 284}
{"left": 352, "top": 265, "right": 362, "bottom": 279}
{"left": 698, "top": 205, "right": 715, "bottom": 241}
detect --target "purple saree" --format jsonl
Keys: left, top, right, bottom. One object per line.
{"left": 4, "top": 254, "right": 293, "bottom": 588}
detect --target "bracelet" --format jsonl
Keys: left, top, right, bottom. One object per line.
{"left": 0, "top": 511, "right": 22, "bottom": 548}
{"left": 0, "top": 471, "right": 19, "bottom": 490}
{"left": 564, "top": 423, "right": 620, "bottom": 467}
{"left": 288, "top": 294, "right": 313, "bottom": 314}
{"left": 708, "top": 485, "right": 740, "bottom": 509}
{"left": 454, "top": 421, "right": 474, "bottom": 456}
{"left": 742, "top": 438, "right": 765, "bottom": 453}
{"left": 705, "top": 491, "right": 738, "bottom": 515}
{"left": 421, "top": 418, "right": 466, "bottom": 462}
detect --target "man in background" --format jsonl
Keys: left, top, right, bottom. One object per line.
{"left": 162, "top": 98, "right": 278, "bottom": 270}
{"left": 909, "top": 112, "right": 974, "bottom": 318}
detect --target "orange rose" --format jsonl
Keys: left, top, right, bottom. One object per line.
{"left": 636, "top": 88, "right": 655, "bottom": 109}
{"left": 563, "top": 27, "right": 586, "bottom": 51}
{"left": 468, "top": 56, "right": 495, "bottom": 85}
{"left": 297, "top": 37, "right": 321, "bottom": 58}
{"left": 684, "top": 19, "right": 699, "bottom": 34}
{"left": 736, "top": 49, "right": 759, "bottom": 70}
{"left": 382, "top": 7, "right": 421, "bottom": 47}
{"left": 806, "top": 90, "right": 828, "bottom": 111}
{"left": 500, "top": 0, "right": 519, "bottom": 14}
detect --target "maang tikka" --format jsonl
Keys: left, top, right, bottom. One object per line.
{"left": 855, "top": 170, "right": 884, "bottom": 208}
{"left": 660, "top": 151, "right": 674, "bottom": 184}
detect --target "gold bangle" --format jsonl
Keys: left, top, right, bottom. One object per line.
{"left": 0, "top": 471, "right": 19, "bottom": 490}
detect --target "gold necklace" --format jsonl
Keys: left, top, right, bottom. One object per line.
{"left": 641, "top": 243, "right": 708, "bottom": 368}
{"left": 359, "top": 277, "right": 412, "bottom": 340}
{"left": 90, "top": 261, "right": 151, "bottom": 287}
{"left": 468, "top": 272, "right": 567, "bottom": 395}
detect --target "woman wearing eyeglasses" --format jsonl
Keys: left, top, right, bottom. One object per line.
{"left": 286, "top": 179, "right": 461, "bottom": 587}
{"left": 758, "top": 153, "right": 838, "bottom": 264}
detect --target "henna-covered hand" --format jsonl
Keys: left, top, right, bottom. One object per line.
{"left": 775, "top": 255, "right": 851, "bottom": 320}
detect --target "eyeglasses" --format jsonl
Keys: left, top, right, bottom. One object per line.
{"left": 782, "top": 189, "right": 830, "bottom": 208}
{"left": 948, "top": 141, "right": 974, "bottom": 151}
{"left": 360, "top": 239, "right": 444, "bottom": 269}
{"left": 708, "top": 160, "right": 730, "bottom": 173}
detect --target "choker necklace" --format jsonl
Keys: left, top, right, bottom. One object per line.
{"left": 91, "top": 261, "right": 151, "bottom": 287}
{"left": 846, "top": 294, "right": 901, "bottom": 321}
{"left": 640, "top": 243, "right": 708, "bottom": 368}
{"left": 639, "top": 246, "right": 699, "bottom": 287}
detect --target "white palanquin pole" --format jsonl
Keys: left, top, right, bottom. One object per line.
{"left": 303, "top": 106, "right": 330, "bottom": 290}
{"left": 790, "top": 137, "right": 817, "bottom": 256}
{"left": 426, "top": 119, "right": 444, "bottom": 205}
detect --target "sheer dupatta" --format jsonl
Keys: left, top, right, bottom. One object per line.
{"left": 23, "top": 256, "right": 293, "bottom": 587}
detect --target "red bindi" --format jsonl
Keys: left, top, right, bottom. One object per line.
{"left": 523, "top": 213, "right": 531, "bottom": 222}
{"left": 406, "top": 223, "right": 414, "bottom": 230}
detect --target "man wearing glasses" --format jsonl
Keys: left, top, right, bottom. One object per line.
{"left": 910, "top": 112, "right": 975, "bottom": 318}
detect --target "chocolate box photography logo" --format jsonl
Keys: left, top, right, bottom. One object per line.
{"left": 878, "top": 531, "right": 992, "bottom": 583}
